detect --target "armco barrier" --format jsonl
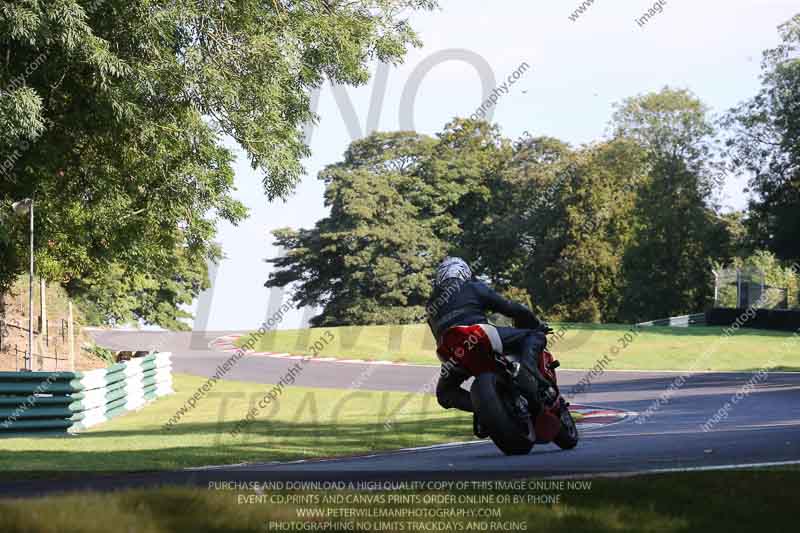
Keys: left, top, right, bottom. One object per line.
{"left": 637, "top": 313, "right": 707, "bottom": 328}
{"left": 0, "top": 352, "right": 173, "bottom": 436}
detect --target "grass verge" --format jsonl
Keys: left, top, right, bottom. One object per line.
{"left": 0, "top": 373, "right": 471, "bottom": 473}
{"left": 238, "top": 323, "right": 800, "bottom": 372}
{"left": 0, "top": 471, "right": 796, "bottom": 532}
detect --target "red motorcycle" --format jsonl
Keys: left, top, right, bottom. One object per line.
{"left": 437, "top": 324, "right": 578, "bottom": 455}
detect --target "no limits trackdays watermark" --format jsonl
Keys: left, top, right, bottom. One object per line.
{"left": 168, "top": 43, "right": 584, "bottom": 432}
{"left": 212, "top": 480, "right": 593, "bottom": 532}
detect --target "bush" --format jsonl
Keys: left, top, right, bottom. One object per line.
{"left": 83, "top": 345, "right": 116, "bottom": 365}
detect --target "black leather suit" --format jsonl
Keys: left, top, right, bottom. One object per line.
{"left": 426, "top": 278, "right": 546, "bottom": 412}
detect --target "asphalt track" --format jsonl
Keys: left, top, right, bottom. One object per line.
{"left": 2, "top": 329, "right": 799, "bottom": 496}
{"left": 94, "top": 331, "right": 800, "bottom": 475}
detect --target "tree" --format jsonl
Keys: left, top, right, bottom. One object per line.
{"left": 737, "top": 250, "right": 799, "bottom": 308}
{"left": 267, "top": 126, "right": 651, "bottom": 326}
{"left": 417, "top": 119, "right": 510, "bottom": 275}
{"left": 511, "top": 138, "right": 646, "bottom": 322}
{"left": 0, "top": 0, "right": 435, "bottom": 326}
{"left": 612, "top": 88, "right": 732, "bottom": 320}
{"left": 267, "top": 121, "right": 518, "bottom": 327}
{"left": 724, "top": 14, "right": 800, "bottom": 264}
{"left": 65, "top": 245, "right": 207, "bottom": 331}
{"left": 488, "top": 135, "right": 573, "bottom": 295}
{"left": 268, "top": 132, "right": 444, "bottom": 326}
{"left": 0, "top": 210, "right": 23, "bottom": 294}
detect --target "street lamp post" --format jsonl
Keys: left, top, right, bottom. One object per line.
{"left": 12, "top": 198, "right": 33, "bottom": 371}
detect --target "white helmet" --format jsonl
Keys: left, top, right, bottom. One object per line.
{"left": 435, "top": 257, "right": 472, "bottom": 287}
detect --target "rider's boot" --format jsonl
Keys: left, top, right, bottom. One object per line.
{"left": 513, "top": 363, "right": 541, "bottom": 414}
{"left": 514, "top": 333, "right": 549, "bottom": 415}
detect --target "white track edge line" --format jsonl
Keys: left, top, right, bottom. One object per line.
{"left": 545, "top": 460, "right": 800, "bottom": 479}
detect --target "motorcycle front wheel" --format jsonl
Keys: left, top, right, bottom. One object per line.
{"left": 470, "top": 372, "right": 533, "bottom": 456}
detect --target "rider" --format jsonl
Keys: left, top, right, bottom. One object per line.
{"left": 426, "top": 257, "right": 550, "bottom": 437}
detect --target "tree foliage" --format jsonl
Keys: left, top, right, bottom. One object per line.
{"left": 269, "top": 131, "right": 444, "bottom": 326}
{"left": 500, "top": 137, "right": 645, "bottom": 322}
{"left": 725, "top": 14, "right": 800, "bottom": 264}
{"left": 269, "top": 103, "right": 732, "bottom": 326}
{"left": 268, "top": 18, "right": 800, "bottom": 326}
{"left": 611, "top": 88, "right": 731, "bottom": 321}
{"left": 65, "top": 245, "right": 207, "bottom": 331}
{"left": 0, "top": 0, "right": 435, "bottom": 326}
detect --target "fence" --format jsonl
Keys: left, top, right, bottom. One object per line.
{"left": 1, "top": 316, "right": 76, "bottom": 371}
{"left": 2, "top": 345, "right": 70, "bottom": 373}
{"left": 714, "top": 267, "right": 795, "bottom": 310}
{"left": 0, "top": 352, "right": 173, "bottom": 436}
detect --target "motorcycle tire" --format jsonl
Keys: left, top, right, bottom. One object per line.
{"left": 554, "top": 405, "right": 579, "bottom": 450}
{"left": 470, "top": 372, "right": 534, "bottom": 456}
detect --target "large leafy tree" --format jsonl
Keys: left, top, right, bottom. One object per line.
{"left": 724, "top": 14, "right": 800, "bottom": 264}
{"left": 487, "top": 135, "right": 572, "bottom": 294}
{"left": 612, "top": 88, "right": 731, "bottom": 320}
{"left": 268, "top": 121, "right": 516, "bottom": 327}
{"left": 0, "top": 0, "right": 435, "bottom": 325}
{"left": 268, "top": 132, "right": 444, "bottom": 326}
{"left": 509, "top": 138, "right": 645, "bottom": 322}
{"left": 65, "top": 244, "right": 207, "bottom": 331}
{"left": 417, "top": 119, "right": 510, "bottom": 274}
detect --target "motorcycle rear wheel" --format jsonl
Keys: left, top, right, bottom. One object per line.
{"left": 470, "top": 372, "right": 534, "bottom": 456}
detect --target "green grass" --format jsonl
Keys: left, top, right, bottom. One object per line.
{"left": 0, "top": 471, "right": 797, "bottom": 532}
{"left": 0, "top": 373, "right": 471, "bottom": 473}
{"left": 241, "top": 323, "right": 800, "bottom": 372}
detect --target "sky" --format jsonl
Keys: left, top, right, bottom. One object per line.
{"left": 192, "top": 0, "right": 800, "bottom": 332}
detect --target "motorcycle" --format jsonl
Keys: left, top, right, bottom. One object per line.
{"left": 437, "top": 323, "right": 578, "bottom": 455}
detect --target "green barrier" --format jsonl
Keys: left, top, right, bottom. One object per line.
{"left": 0, "top": 353, "right": 173, "bottom": 436}
{"left": 0, "top": 371, "right": 77, "bottom": 381}
{"left": 0, "top": 406, "right": 75, "bottom": 419}
{"left": 69, "top": 360, "right": 170, "bottom": 391}
{"left": 1, "top": 418, "right": 74, "bottom": 430}
{"left": 0, "top": 381, "right": 83, "bottom": 395}
{"left": 68, "top": 389, "right": 127, "bottom": 417}
{"left": 0, "top": 430, "right": 72, "bottom": 438}
{"left": 0, "top": 395, "right": 75, "bottom": 406}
